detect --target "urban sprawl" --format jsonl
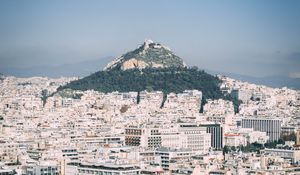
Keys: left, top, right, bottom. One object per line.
{"left": 0, "top": 75, "right": 300, "bottom": 175}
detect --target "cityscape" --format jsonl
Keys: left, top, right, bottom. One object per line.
{"left": 0, "top": 1, "right": 300, "bottom": 175}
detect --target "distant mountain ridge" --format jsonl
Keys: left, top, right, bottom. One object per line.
{"left": 207, "top": 70, "right": 300, "bottom": 90}
{"left": 0, "top": 57, "right": 112, "bottom": 78}
{"left": 0, "top": 73, "right": 4, "bottom": 80}
{"left": 104, "top": 39, "right": 186, "bottom": 71}
{"left": 1, "top": 40, "right": 298, "bottom": 90}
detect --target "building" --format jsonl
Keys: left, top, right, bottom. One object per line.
{"left": 66, "top": 162, "right": 141, "bottom": 175}
{"left": 176, "top": 123, "right": 211, "bottom": 152}
{"left": 224, "top": 133, "right": 247, "bottom": 147}
{"left": 199, "top": 124, "right": 223, "bottom": 150}
{"left": 164, "top": 90, "right": 202, "bottom": 112}
{"left": 0, "top": 169, "right": 16, "bottom": 175}
{"left": 125, "top": 126, "right": 161, "bottom": 148}
{"left": 0, "top": 140, "right": 18, "bottom": 163}
{"left": 241, "top": 117, "right": 281, "bottom": 142}
{"left": 26, "top": 161, "right": 59, "bottom": 175}
{"left": 263, "top": 148, "right": 300, "bottom": 164}
{"left": 207, "top": 114, "right": 233, "bottom": 125}
{"left": 231, "top": 89, "right": 252, "bottom": 103}
{"left": 125, "top": 127, "right": 143, "bottom": 147}
{"left": 281, "top": 126, "right": 297, "bottom": 137}
{"left": 225, "top": 128, "right": 269, "bottom": 146}
{"left": 125, "top": 124, "right": 211, "bottom": 153}
{"left": 155, "top": 147, "right": 193, "bottom": 170}
{"left": 61, "top": 147, "right": 79, "bottom": 160}
{"left": 296, "top": 129, "right": 300, "bottom": 147}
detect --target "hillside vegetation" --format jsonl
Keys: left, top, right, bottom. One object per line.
{"left": 59, "top": 67, "right": 222, "bottom": 98}
{"left": 58, "top": 67, "right": 241, "bottom": 112}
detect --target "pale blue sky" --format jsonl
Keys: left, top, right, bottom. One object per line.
{"left": 0, "top": 0, "right": 299, "bottom": 77}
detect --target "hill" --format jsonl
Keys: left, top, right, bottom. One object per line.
{"left": 58, "top": 40, "right": 241, "bottom": 112}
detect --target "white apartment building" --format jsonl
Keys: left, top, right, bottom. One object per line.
{"left": 241, "top": 117, "right": 281, "bottom": 142}
{"left": 0, "top": 140, "right": 18, "bottom": 163}
{"left": 26, "top": 161, "right": 59, "bottom": 175}
{"left": 224, "top": 133, "right": 247, "bottom": 147}
{"left": 225, "top": 128, "right": 269, "bottom": 146}
{"left": 176, "top": 123, "right": 211, "bottom": 152}
{"left": 155, "top": 147, "right": 193, "bottom": 171}
{"left": 66, "top": 162, "right": 141, "bottom": 175}
{"left": 164, "top": 90, "right": 202, "bottom": 112}
{"left": 125, "top": 123, "right": 211, "bottom": 153}
{"left": 263, "top": 148, "right": 300, "bottom": 164}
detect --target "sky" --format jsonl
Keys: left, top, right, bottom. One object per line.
{"left": 0, "top": 0, "right": 300, "bottom": 78}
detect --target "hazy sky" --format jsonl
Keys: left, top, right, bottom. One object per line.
{"left": 0, "top": 0, "right": 300, "bottom": 78}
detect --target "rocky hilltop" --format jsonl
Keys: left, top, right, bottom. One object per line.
{"left": 104, "top": 39, "right": 186, "bottom": 70}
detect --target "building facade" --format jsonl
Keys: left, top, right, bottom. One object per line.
{"left": 241, "top": 118, "right": 281, "bottom": 142}
{"left": 199, "top": 124, "right": 223, "bottom": 150}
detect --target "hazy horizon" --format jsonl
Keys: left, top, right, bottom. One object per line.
{"left": 0, "top": 0, "right": 300, "bottom": 79}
